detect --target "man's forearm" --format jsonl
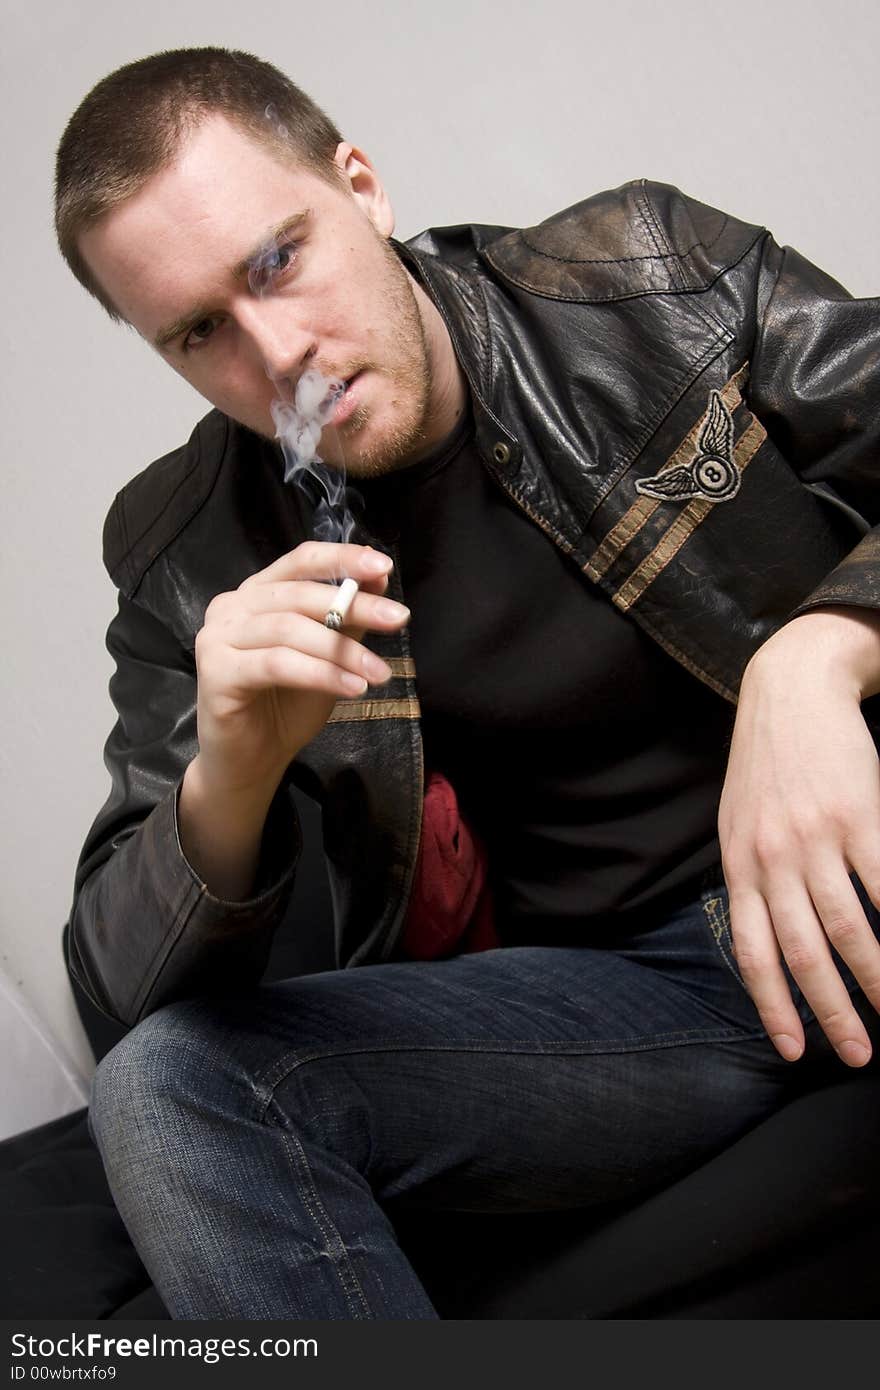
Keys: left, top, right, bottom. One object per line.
{"left": 178, "top": 755, "right": 284, "bottom": 901}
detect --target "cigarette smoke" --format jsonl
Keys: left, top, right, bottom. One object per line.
{"left": 264, "top": 103, "right": 289, "bottom": 140}
{"left": 269, "top": 370, "right": 357, "bottom": 548}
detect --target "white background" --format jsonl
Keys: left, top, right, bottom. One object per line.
{"left": 2, "top": 0, "right": 878, "bottom": 1138}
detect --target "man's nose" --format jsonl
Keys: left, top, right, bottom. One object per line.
{"left": 236, "top": 300, "right": 317, "bottom": 388}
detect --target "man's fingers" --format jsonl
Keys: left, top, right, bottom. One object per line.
{"left": 222, "top": 645, "right": 372, "bottom": 699}
{"left": 212, "top": 611, "right": 393, "bottom": 686}
{"left": 764, "top": 877, "right": 873, "bottom": 1067}
{"left": 244, "top": 541, "right": 393, "bottom": 587}
{"left": 728, "top": 886, "right": 805, "bottom": 1060}
{"left": 234, "top": 579, "right": 409, "bottom": 631}
{"left": 807, "top": 859, "right": 880, "bottom": 1025}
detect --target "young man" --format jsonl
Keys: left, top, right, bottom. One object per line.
{"left": 56, "top": 48, "right": 880, "bottom": 1318}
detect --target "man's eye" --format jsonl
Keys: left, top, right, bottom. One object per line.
{"left": 250, "top": 240, "right": 299, "bottom": 293}
{"left": 184, "top": 318, "right": 219, "bottom": 350}
{"left": 273, "top": 242, "right": 297, "bottom": 272}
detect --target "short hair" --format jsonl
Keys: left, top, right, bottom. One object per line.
{"left": 55, "top": 47, "right": 346, "bottom": 320}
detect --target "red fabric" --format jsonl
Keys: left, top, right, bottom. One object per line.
{"left": 399, "top": 770, "right": 499, "bottom": 960}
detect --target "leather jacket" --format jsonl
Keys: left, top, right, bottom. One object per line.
{"left": 67, "top": 179, "right": 880, "bottom": 1027}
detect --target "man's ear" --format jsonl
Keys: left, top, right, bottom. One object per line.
{"left": 333, "top": 141, "right": 396, "bottom": 237}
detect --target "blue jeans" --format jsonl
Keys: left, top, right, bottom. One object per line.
{"left": 88, "top": 872, "right": 878, "bottom": 1318}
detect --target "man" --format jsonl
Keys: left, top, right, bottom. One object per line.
{"left": 56, "top": 47, "right": 880, "bottom": 1319}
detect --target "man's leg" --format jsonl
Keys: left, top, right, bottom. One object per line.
{"left": 88, "top": 876, "right": 871, "bottom": 1319}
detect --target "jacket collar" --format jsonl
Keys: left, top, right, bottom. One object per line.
{"left": 392, "top": 236, "right": 522, "bottom": 470}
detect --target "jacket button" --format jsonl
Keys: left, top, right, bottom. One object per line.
{"left": 493, "top": 442, "right": 511, "bottom": 464}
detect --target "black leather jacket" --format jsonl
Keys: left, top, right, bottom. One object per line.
{"left": 68, "top": 179, "right": 880, "bottom": 1027}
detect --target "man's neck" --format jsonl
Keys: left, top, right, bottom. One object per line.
{"left": 409, "top": 274, "right": 469, "bottom": 458}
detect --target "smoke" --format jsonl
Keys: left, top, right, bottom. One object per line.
{"left": 264, "top": 103, "right": 289, "bottom": 140}
{"left": 269, "top": 370, "right": 359, "bottom": 548}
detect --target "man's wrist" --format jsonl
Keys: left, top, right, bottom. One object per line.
{"left": 178, "top": 755, "right": 285, "bottom": 901}
{"left": 184, "top": 750, "right": 287, "bottom": 812}
{"left": 748, "top": 605, "right": 880, "bottom": 700}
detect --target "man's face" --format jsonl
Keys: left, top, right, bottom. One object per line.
{"left": 79, "top": 116, "right": 461, "bottom": 476}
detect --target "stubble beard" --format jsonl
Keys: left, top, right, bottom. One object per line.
{"left": 323, "top": 240, "right": 433, "bottom": 481}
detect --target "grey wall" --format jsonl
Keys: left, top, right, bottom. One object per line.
{"left": 3, "top": 0, "right": 878, "bottom": 1128}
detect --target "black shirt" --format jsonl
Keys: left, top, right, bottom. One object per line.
{"left": 358, "top": 405, "right": 735, "bottom": 942}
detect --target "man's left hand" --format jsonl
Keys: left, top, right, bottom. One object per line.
{"left": 718, "top": 606, "right": 880, "bottom": 1067}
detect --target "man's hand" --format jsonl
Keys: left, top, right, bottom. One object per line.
{"left": 718, "top": 607, "right": 880, "bottom": 1067}
{"left": 193, "top": 541, "right": 409, "bottom": 791}
{"left": 178, "top": 541, "right": 410, "bottom": 899}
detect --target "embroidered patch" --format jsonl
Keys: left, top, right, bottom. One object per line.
{"left": 635, "top": 391, "right": 741, "bottom": 503}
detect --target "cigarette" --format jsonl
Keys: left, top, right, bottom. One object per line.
{"left": 323, "top": 576, "right": 359, "bottom": 630}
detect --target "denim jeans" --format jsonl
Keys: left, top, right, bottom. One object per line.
{"left": 88, "top": 871, "right": 878, "bottom": 1319}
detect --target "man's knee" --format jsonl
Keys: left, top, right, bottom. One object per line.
{"left": 88, "top": 999, "right": 225, "bottom": 1161}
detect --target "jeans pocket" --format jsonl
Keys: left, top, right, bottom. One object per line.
{"left": 700, "top": 880, "right": 745, "bottom": 989}
{"left": 700, "top": 874, "right": 825, "bottom": 1025}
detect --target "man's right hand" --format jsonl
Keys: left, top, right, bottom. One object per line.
{"left": 194, "top": 541, "right": 409, "bottom": 789}
{"left": 178, "top": 542, "right": 410, "bottom": 899}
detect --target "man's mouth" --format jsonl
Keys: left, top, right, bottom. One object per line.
{"left": 330, "top": 372, "right": 362, "bottom": 426}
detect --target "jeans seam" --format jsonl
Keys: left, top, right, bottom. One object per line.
{"left": 270, "top": 1108, "right": 374, "bottom": 1318}
{"left": 253, "top": 1027, "right": 767, "bottom": 1122}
